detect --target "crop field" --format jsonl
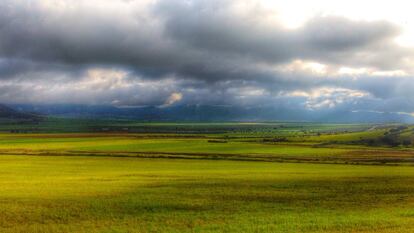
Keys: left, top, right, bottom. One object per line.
{"left": 0, "top": 120, "right": 414, "bottom": 232}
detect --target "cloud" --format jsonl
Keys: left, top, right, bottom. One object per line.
{"left": 156, "top": 1, "right": 409, "bottom": 69}
{"left": 1, "top": 0, "right": 410, "bottom": 75}
{"left": 162, "top": 92, "right": 183, "bottom": 107}
{"left": 0, "top": 0, "right": 413, "bottom": 119}
{"left": 283, "top": 87, "right": 370, "bottom": 110}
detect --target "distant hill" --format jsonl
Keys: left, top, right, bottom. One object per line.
{"left": 9, "top": 104, "right": 414, "bottom": 123}
{"left": 0, "top": 104, "right": 42, "bottom": 120}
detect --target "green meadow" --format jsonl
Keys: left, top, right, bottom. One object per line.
{"left": 1, "top": 156, "right": 414, "bottom": 233}
{"left": 0, "top": 121, "right": 414, "bottom": 232}
{"left": 0, "top": 134, "right": 346, "bottom": 157}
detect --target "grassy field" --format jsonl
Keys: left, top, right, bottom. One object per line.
{"left": 0, "top": 128, "right": 413, "bottom": 164}
{"left": 1, "top": 155, "right": 414, "bottom": 233}
{"left": 0, "top": 121, "right": 414, "bottom": 232}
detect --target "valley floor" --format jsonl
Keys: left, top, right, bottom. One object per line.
{"left": 1, "top": 123, "right": 414, "bottom": 232}
{"left": 0, "top": 155, "right": 413, "bottom": 233}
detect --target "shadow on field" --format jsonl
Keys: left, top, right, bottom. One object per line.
{"left": 1, "top": 149, "right": 414, "bottom": 166}
{"left": 2, "top": 174, "right": 414, "bottom": 232}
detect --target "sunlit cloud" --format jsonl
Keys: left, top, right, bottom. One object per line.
{"left": 163, "top": 92, "right": 183, "bottom": 107}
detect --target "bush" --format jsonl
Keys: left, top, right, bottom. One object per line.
{"left": 207, "top": 140, "right": 228, "bottom": 143}
{"left": 402, "top": 140, "right": 412, "bottom": 146}
{"left": 380, "top": 136, "right": 400, "bottom": 147}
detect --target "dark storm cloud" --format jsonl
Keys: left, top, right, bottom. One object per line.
{"left": 0, "top": 0, "right": 413, "bottom": 117}
{"left": 0, "top": 0, "right": 409, "bottom": 79}
{"left": 156, "top": 0, "right": 408, "bottom": 69}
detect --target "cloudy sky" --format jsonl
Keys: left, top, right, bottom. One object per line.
{"left": 1, "top": 0, "right": 414, "bottom": 118}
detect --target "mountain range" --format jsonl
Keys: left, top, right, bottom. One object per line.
{"left": 6, "top": 104, "right": 414, "bottom": 123}
{"left": 0, "top": 104, "right": 42, "bottom": 120}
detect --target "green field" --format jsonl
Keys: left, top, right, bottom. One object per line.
{"left": 0, "top": 120, "right": 414, "bottom": 232}
{"left": 1, "top": 155, "right": 414, "bottom": 233}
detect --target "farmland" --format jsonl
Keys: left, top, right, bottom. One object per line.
{"left": 1, "top": 119, "right": 414, "bottom": 165}
{"left": 0, "top": 119, "right": 414, "bottom": 232}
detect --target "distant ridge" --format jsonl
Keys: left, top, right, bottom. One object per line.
{"left": 0, "top": 104, "right": 42, "bottom": 120}
{"left": 9, "top": 104, "right": 414, "bottom": 123}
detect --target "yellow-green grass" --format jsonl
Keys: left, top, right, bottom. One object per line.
{"left": 0, "top": 155, "right": 413, "bottom": 233}
{"left": 0, "top": 134, "right": 346, "bottom": 157}
{"left": 1, "top": 133, "right": 414, "bottom": 165}
{"left": 300, "top": 129, "right": 389, "bottom": 142}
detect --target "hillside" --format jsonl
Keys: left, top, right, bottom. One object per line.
{"left": 10, "top": 104, "right": 414, "bottom": 123}
{"left": 0, "top": 104, "right": 42, "bottom": 120}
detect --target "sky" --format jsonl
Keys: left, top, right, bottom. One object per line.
{"left": 1, "top": 0, "right": 414, "bottom": 119}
